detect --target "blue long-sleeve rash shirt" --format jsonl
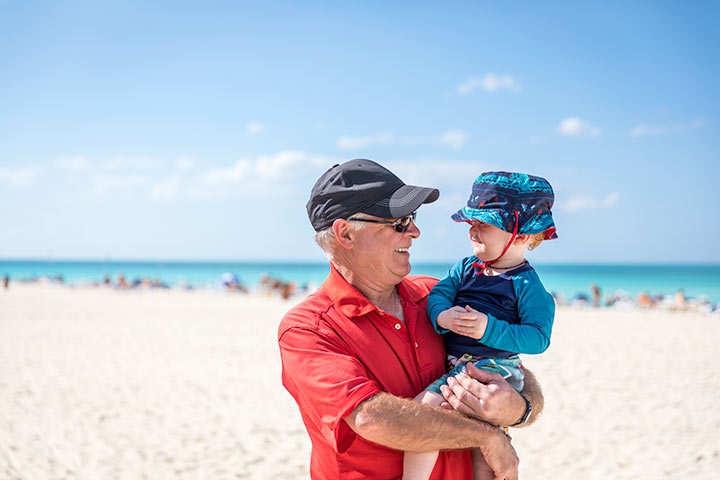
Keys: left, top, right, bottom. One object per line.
{"left": 428, "top": 256, "right": 555, "bottom": 359}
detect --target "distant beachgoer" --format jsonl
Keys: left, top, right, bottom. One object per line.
{"left": 572, "top": 293, "right": 591, "bottom": 305}
{"left": 637, "top": 292, "right": 652, "bottom": 308}
{"left": 674, "top": 289, "right": 686, "bottom": 311}
{"left": 257, "top": 273, "right": 294, "bottom": 298}
{"left": 258, "top": 274, "right": 273, "bottom": 296}
{"left": 404, "top": 171, "right": 557, "bottom": 480}
{"left": 220, "top": 273, "right": 248, "bottom": 293}
{"left": 116, "top": 273, "right": 129, "bottom": 289}
{"left": 591, "top": 283, "right": 602, "bottom": 308}
{"left": 277, "top": 281, "right": 289, "bottom": 299}
{"left": 2, "top": 275, "right": 9, "bottom": 290}
{"left": 550, "top": 291, "right": 565, "bottom": 306}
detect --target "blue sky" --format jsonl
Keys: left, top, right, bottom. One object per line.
{"left": 1, "top": 0, "right": 718, "bottom": 263}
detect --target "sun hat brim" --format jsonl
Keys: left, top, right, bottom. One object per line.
{"left": 452, "top": 206, "right": 558, "bottom": 240}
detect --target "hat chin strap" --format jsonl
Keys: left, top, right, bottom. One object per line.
{"left": 472, "top": 211, "right": 519, "bottom": 275}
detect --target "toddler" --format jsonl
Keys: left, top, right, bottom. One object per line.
{"left": 404, "top": 171, "right": 557, "bottom": 480}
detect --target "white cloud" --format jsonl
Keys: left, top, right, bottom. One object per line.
{"left": 629, "top": 125, "right": 667, "bottom": 137}
{"left": 200, "top": 160, "right": 253, "bottom": 185}
{"left": 57, "top": 155, "right": 91, "bottom": 170}
{"left": 0, "top": 166, "right": 42, "bottom": 188}
{"left": 457, "top": 73, "right": 521, "bottom": 95}
{"left": 246, "top": 121, "right": 265, "bottom": 135}
{"left": 629, "top": 117, "right": 706, "bottom": 137}
{"left": 176, "top": 156, "right": 195, "bottom": 170}
{"left": 149, "top": 176, "right": 181, "bottom": 200}
{"left": 198, "top": 151, "right": 333, "bottom": 192}
{"left": 254, "top": 151, "right": 316, "bottom": 179}
{"left": 92, "top": 174, "right": 148, "bottom": 195}
{"left": 557, "top": 117, "right": 602, "bottom": 137}
{"left": 602, "top": 192, "right": 620, "bottom": 207}
{"left": 563, "top": 196, "right": 597, "bottom": 212}
{"left": 439, "top": 130, "right": 470, "bottom": 150}
{"left": 562, "top": 192, "right": 621, "bottom": 212}
{"left": 337, "top": 133, "right": 393, "bottom": 149}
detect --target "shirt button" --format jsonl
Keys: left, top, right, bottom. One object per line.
{"left": 415, "top": 342, "right": 419, "bottom": 348}
{"left": 394, "top": 323, "right": 402, "bottom": 330}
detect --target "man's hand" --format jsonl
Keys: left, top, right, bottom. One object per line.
{"left": 439, "top": 363, "right": 527, "bottom": 426}
{"left": 480, "top": 429, "right": 519, "bottom": 480}
{"left": 437, "top": 305, "right": 488, "bottom": 340}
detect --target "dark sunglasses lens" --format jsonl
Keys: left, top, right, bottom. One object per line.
{"left": 394, "top": 213, "right": 415, "bottom": 232}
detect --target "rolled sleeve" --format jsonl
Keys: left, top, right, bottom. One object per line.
{"left": 279, "top": 326, "right": 382, "bottom": 453}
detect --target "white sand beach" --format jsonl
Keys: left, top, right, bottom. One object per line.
{"left": 1, "top": 284, "right": 719, "bottom": 479}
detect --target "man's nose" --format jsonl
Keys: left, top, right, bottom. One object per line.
{"left": 405, "top": 220, "right": 420, "bottom": 238}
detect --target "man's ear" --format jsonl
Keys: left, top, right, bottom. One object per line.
{"left": 333, "top": 219, "right": 355, "bottom": 249}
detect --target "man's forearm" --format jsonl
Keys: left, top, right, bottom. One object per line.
{"left": 344, "top": 392, "right": 504, "bottom": 452}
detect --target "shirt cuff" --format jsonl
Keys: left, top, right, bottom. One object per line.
{"left": 479, "top": 313, "right": 499, "bottom": 345}
{"left": 429, "top": 309, "right": 450, "bottom": 334}
{"left": 334, "top": 386, "right": 383, "bottom": 453}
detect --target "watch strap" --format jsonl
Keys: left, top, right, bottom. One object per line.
{"left": 509, "top": 394, "right": 532, "bottom": 427}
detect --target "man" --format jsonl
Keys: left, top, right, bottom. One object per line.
{"left": 278, "top": 159, "right": 543, "bottom": 479}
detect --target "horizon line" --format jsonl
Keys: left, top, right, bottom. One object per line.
{"left": 2, "top": 257, "right": 720, "bottom": 267}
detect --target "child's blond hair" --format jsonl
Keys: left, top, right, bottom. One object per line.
{"left": 527, "top": 233, "right": 546, "bottom": 251}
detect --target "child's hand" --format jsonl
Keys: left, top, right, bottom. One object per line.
{"left": 436, "top": 306, "right": 468, "bottom": 331}
{"left": 450, "top": 305, "right": 488, "bottom": 340}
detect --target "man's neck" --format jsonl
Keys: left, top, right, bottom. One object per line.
{"left": 332, "top": 261, "right": 403, "bottom": 318}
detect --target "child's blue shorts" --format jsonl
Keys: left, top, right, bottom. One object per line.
{"left": 426, "top": 353, "right": 525, "bottom": 393}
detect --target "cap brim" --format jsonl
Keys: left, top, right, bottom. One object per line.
{"left": 364, "top": 184, "right": 440, "bottom": 219}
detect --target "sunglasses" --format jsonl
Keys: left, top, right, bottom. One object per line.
{"left": 348, "top": 212, "right": 417, "bottom": 233}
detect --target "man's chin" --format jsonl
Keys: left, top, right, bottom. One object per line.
{"left": 392, "top": 262, "right": 412, "bottom": 279}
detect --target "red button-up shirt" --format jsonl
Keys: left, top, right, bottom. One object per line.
{"left": 278, "top": 264, "right": 472, "bottom": 479}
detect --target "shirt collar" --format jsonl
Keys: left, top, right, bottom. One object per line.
{"left": 320, "top": 262, "right": 428, "bottom": 319}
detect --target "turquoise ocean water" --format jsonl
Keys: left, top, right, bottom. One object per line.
{"left": 2, "top": 260, "right": 719, "bottom": 305}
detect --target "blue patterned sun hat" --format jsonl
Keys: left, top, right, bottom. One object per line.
{"left": 451, "top": 171, "right": 558, "bottom": 239}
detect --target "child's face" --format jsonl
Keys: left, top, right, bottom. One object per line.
{"left": 468, "top": 221, "right": 514, "bottom": 261}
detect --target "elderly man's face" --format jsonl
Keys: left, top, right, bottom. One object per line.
{"left": 350, "top": 214, "right": 421, "bottom": 286}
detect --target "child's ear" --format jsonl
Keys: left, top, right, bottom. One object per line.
{"left": 513, "top": 234, "right": 532, "bottom": 245}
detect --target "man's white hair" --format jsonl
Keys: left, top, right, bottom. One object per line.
{"left": 314, "top": 215, "right": 373, "bottom": 260}
{"left": 314, "top": 227, "right": 337, "bottom": 260}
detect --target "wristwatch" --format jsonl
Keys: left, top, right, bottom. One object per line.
{"left": 509, "top": 394, "right": 532, "bottom": 427}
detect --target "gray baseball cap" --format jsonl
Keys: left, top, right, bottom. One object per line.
{"left": 306, "top": 158, "right": 439, "bottom": 232}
